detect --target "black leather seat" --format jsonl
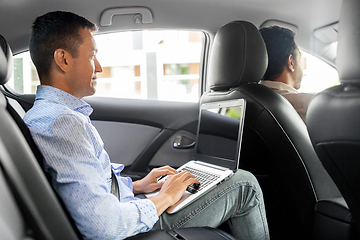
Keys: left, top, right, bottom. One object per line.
{"left": 0, "top": 35, "right": 80, "bottom": 240}
{"left": 0, "top": 35, "right": 237, "bottom": 239}
{"left": 307, "top": 0, "right": 360, "bottom": 238}
{"left": 201, "top": 20, "right": 343, "bottom": 239}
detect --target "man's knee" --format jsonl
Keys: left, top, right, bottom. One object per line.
{"left": 230, "top": 169, "right": 263, "bottom": 198}
{"left": 232, "top": 169, "right": 259, "bottom": 186}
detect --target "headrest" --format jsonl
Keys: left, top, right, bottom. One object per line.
{"left": 0, "top": 35, "right": 13, "bottom": 85}
{"left": 336, "top": 0, "right": 360, "bottom": 84}
{"left": 208, "top": 21, "right": 268, "bottom": 91}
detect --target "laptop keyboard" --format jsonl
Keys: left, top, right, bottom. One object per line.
{"left": 179, "top": 166, "right": 220, "bottom": 194}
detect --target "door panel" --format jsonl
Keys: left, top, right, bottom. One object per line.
{"left": 85, "top": 96, "right": 199, "bottom": 177}
{"left": 92, "top": 121, "right": 162, "bottom": 166}
{"left": 149, "top": 130, "right": 196, "bottom": 168}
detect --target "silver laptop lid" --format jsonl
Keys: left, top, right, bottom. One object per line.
{"left": 194, "top": 99, "right": 246, "bottom": 171}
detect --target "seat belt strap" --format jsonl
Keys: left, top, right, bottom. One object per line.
{"left": 111, "top": 169, "right": 120, "bottom": 201}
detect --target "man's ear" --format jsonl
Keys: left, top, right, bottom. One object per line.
{"left": 288, "top": 54, "right": 295, "bottom": 72}
{"left": 53, "top": 49, "right": 72, "bottom": 73}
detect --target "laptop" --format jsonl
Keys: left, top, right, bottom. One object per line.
{"left": 145, "top": 99, "right": 246, "bottom": 214}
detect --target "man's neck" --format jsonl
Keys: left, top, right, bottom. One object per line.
{"left": 273, "top": 73, "right": 296, "bottom": 89}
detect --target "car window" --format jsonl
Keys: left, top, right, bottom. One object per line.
{"left": 9, "top": 35, "right": 338, "bottom": 99}
{"left": 9, "top": 30, "right": 204, "bottom": 102}
{"left": 298, "top": 50, "right": 339, "bottom": 93}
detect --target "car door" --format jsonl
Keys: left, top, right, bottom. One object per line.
{"left": 87, "top": 30, "right": 205, "bottom": 179}
{"left": 87, "top": 96, "right": 199, "bottom": 179}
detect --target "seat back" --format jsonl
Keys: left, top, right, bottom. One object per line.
{"left": 202, "top": 20, "right": 341, "bottom": 240}
{"left": 0, "top": 146, "right": 29, "bottom": 240}
{"left": 307, "top": 0, "right": 360, "bottom": 235}
{"left": 0, "top": 34, "right": 80, "bottom": 240}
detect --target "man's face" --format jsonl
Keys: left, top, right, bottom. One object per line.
{"left": 67, "top": 29, "right": 102, "bottom": 99}
{"left": 292, "top": 45, "right": 303, "bottom": 90}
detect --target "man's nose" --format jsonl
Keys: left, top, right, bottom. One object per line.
{"left": 95, "top": 58, "right": 103, "bottom": 73}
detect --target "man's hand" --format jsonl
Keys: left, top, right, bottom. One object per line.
{"left": 148, "top": 170, "right": 199, "bottom": 216}
{"left": 132, "top": 165, "right": 178, "bottom": 194}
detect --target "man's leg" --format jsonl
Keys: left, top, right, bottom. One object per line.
{"left": 154, "top": 169, "right": 269, "bottom": 240}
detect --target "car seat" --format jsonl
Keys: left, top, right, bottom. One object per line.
{"left": 0, "top": 34, "right": 80, "bottom": 240}
{"left": 307, "top": 0, "right": 360, "bottom": 238}
{"left": 201, "top": 20, "right": 344, "bottom": 240}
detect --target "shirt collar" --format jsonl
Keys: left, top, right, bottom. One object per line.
{"left": 259, "top": 80, "right": 299, "bottom": 93}
{"left": 35, "top": 85, "right": 93, "bottom": 116}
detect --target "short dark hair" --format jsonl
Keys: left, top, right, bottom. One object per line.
{"left": 29, "top": 11, "right": 97, "bottom": 78}
{"left": 259, "top": 26, "right": 296, "bottom": 80}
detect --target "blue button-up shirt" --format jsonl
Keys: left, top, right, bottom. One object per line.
{"left": 24, "top": 85, "right": 158, "bottom": 239}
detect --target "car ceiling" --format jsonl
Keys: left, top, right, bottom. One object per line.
{"left": 1, "top": 0, "right": 342, "bottom": 65}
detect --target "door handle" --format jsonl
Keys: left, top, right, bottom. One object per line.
{"left": 173, "top": 135, "right": 195, "bottom": 149}
{"left": 100, "top": 7, "right": 153, "bottom": 26}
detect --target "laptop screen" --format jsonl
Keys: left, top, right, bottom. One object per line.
{"left": 194, "top": 99, "right": 246, "bottom": 170}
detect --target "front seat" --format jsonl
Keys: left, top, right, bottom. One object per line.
{"left": 307, "top": 0, "right": 360, "bottom": 238}
{"left": 201, "top": 20, "right": 342, "bottom": 240}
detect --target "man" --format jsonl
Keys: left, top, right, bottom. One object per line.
{"left": 24, "top": 11, "right": 269, "bottom": 240}
{"left": 259, "top": 26, "right": 314, "bottom": 122}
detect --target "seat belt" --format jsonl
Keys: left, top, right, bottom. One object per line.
{"left": 111, "top": 169, "right": 120, "bottom": 201}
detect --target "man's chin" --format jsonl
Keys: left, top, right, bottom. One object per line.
{"left": 82, "top": 87, "right": 96, "bottom": 98}
{"left": 90, "top": 87, "right": 96, "bottom": 96}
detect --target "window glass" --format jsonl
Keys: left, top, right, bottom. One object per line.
{"left": 298, "top": 50, "right": 339, "bottom": 93}
{"left": 10, "top": 30, "right": 204, "bottom": 102}
{"left": 10, "top": 35, "right": 337, "bottom": 99}
{"left": 95, "top": 30, "right": 203, "bottom": 102}
{"left": 9, "top": 52, "right": 40, "bottom": 94}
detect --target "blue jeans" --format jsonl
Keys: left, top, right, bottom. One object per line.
{"left": 152, "top": 169, "right": 270, "bottom": 240}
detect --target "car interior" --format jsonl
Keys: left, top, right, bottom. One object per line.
{"left": 0, "top": 0, "right": 359, "bottom": 239}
